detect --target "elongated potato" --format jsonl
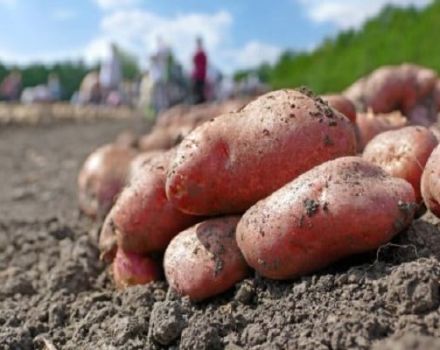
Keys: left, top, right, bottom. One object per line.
{"left": 237, "top": 157, "right": 416, "bottom": 280}
{"left": 322, "top": 94, "right": 357, "bottom": 123}
{"left": 363, "top": 126, "right": 438, "bottom": 201}
{"left": 421, "top": 145, "right": 440, "bottom": 217}
{"left": 78, "top": 144, "right": 137, "bottom": 219}
{"left": 113, "top": 248, "right": 161, "bottom": 289}
{"left": 164, "top": 216, "right": 249, "bottom": 301}
{"left": 166, "top": 89, "right": 356, "bottom": 215}
{"left": 105, "top": 151, "right": 199, "bottom": 254}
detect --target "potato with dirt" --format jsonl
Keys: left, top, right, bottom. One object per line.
{"left": 322, "top": 94, "right": 357, "bottom": 123}
{"left": 421, "top": 145, "right": 440, "bottom": 217}
{"left": 166, "top": 89, "right": 357, "bottom": 216}
{"left": 128, "top": 150, "right": 164, "bottom": 182}
{"left": 104, "top": 151, "right": 199, "bottom": 254}
{"left": 356, "top": 110, "right": 408, "bottom": 150}
{"left": 363, "top": 126, "right": 438, "bottom": 201}
{"left": 78, "top": 143, "right": 137, "bottom": 219}
{"left": 237, "top": 157, "right": 416, "bottom": 280}
{"left": 113, "top": 248, "right": 161, "bottom": 289}
{"left": 164, "top": 216, "right": 249, "bottom": 301}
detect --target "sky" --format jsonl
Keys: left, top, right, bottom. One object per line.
{"left": 0, "top": 0, "right": 433, "bottom": 73}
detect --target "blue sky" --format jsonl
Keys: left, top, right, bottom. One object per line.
{"left": 0, "top": 0, "right": 432, "bottom": 73}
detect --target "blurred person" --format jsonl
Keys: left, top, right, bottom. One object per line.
{"left": 192, "top": 36, "right": 207, "bottom": 104}
{"left": 150, "top": 54, "right": 168, "bottom": 113}
{"left": 138, "top": 70, "right": 155, "bottom": 119}
{"left": 218, "top": 74, "right": 235, "bottom": 101}
{"left": 21, "top": 85, "right": 51, "bottom": 104}
{"left": 0, "top": 70, "right": 22, "bottom": 101}
{"left": 99, "top": 43, "right": 122, "bottom": 100}
{"left": 47, "top": 72, "right": 62, "bottom": 101}
{"left": 76, "top": 71, "right": 101, "bottom": 105}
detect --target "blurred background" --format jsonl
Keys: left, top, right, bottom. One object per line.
{"left": 0, "top": 0, "right": 438, "bottom": 113}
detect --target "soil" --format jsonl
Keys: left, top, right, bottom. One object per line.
{"left": 2, "top": 118, "right": 440, "bottom": 350}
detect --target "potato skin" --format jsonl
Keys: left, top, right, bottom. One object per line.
{"left": 421, "top": 145, "right": 440, "bottom": 217}
{"left": 128, "top": 151, "right": 164, "bottom": 183}
{"left": 78, "top": 144, "right": 137, "bottom": 219}
{"left": 113, "top": 248, "right": 160, "bottom": 289}
{"left": 108, "top": 151, "right": 199, "bottom": 254}
{"left": 363, "top": 126, "right": 438, "bottom": 201}
{"left": 237, "top": 157, "right": 416, "bottom": 280}
{"left": 164, "top": 216, "right": 249, "bottom": 301}
{"left": 166, "top": 89, "right": 356, "bottom": 215}
{"left": 322, "top": 94, "right": 357, "bottom": 123}
{"left": 356, "top": 111, "right": 407, "bottom": 150}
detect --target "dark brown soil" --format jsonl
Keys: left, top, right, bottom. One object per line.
{"left": 2, "top": 118, "right": 440, "bottom": 350}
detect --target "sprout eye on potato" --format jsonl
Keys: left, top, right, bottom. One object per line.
{"left": 236, "top": 157, "right": 416, "bottom": 280}
{"left": 166, "top": 89, "right": 357, "bottom": 216}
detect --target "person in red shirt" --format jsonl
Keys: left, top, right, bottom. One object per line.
{"left": 192, "top": 37, "right": 207, "bottom": 104}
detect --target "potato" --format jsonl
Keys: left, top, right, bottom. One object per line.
{"left": 99, "top": 214, "right": 118, "bottom": 263}
{"left": 105, "top": 151, "right": 199, "bottom": 254}
{"left": 114, "top": 130, "right": 138, "bottom": 148}
{"left": 344, "top": 64, "right": 438, "bottom": 114}
{"left": 138, "top": 128, "right": 181, "bottom": 151}
{"left": 322, "top": 94, "right": 356, "bottom": 123}
{"left": 164, "top": 216, "right": 249, "bottom": 301}
{"left": 113, "top": 248, "right": 160, "bottom": 289}
{"left": 237, "top": 157, "right": 416, "bottom": 280}
{"left": 166, "top": 89, "right": 356, "bottom": 216}
{"left": 128, "top": 151, "right": 164, "bottom": 182}
{"left": 421, "top": 145, "right": 440, "bottom": 217}
{"left": 363, "top": 126, "right": 438, "bottom": 201}
{"left": 356, "top": 110, "right": 407, "bottom": 150}
{"left": 429, "top": 125, "right": 440, "bottom": 141}
{"left": 78, "top": 144, "right": 137, "bottom": 219}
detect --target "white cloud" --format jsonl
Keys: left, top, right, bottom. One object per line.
{"left": 0, "top": 0, "right": 16, "bottom": 7}
{"left": 227, "top": 41, "right": 282, "bottom": 69}
{"left": 0, "top": 7, "right": 281, "bottom": 72}
{"left": 52, "top": 9, "right": 77, "bottom": 21}
{"left": 94, "top": 0, "right": 141, "bottom": 11}
{"left": 84, "top": 9, "right": 238, "bottom": 70}
{"left": 298, "top": 0, "right": 432, "bottom": 29}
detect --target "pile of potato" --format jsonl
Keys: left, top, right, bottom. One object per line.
{"left": 78, "top": 76, "right": 440, "bottom": 301}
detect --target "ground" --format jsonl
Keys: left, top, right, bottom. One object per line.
{"left": 2, "top": 117, "right": 440, "bottom": 350}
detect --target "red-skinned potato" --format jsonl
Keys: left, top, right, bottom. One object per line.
{"left": 138, "top": 128, "right": 181, "bottom": 151}
{"left": 237, "top": 157, "right": 416, "bottom": 280}
{"left": 164, "top": 216, "right": 249, "bottom": 301}
{"left": 429, "top": 125, "right": 440, "bottom": 141}
{"left": 363, "top": 126, "right": 438, "bottom": 202}
{"left": 113, "top": 248, "right": 161, "bottom": 289}
{"left": 128, "top": 151, "right": 164, "bottom": 182}
{"left": 322, "top": 94, "right": 357, "bottom": 123}
{"left": 421, "top": 145, "right": 440, "bottom": 217}
{"left": 78, "top": 144, "right": 137, "bottom": 219}
{"left": 356, "top": 110, "right": 407, "bottom": 150}
{"left": 106, "top": 151, "right": 199, "bottom": 254}
{"left": 166, "top": 89, "right": 356, "bottom": 216}
{"left": 99, "top": 214, "right": 118, "bottom": 263}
